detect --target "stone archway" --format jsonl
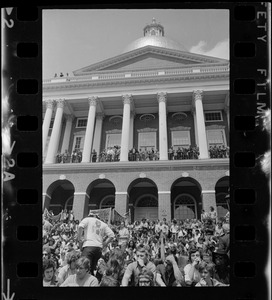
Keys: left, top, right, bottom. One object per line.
{"left": 128, "top": 178, "right": 158, "bottom": 222}
{"left": 44, "top": 180, "right": 75, "bottom": 215}
{"left": 215, "top": 176, "right": 229, "bottom": 220}
{"left": 171, "top": 177, "right": 202, "bottom": 221}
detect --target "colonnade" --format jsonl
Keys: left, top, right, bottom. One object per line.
{"left": 43, "top": 90, "right": 213, "bottom": 164}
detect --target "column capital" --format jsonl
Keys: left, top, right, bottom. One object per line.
{"left": 96, "top": 112, "right": 105, "bottom": 120}
{"left": 88, "top": 96, "right": 98, "bottom": 107}
{"left": 44, "top": 99, "right": 55, "bottom": 109}
{"left": 157, "top": 92, "right": 167, "bottom": 103}
{"left": 122, "top": 94, "right": 133, "bottom": 105}
{"left": 64, "top": 114, "right": 74, "bottom": 122}
{"left": 193, "top": 90, "right": 203, "bottom": 102}
{"left": 56, "top": 98, "right": 65, "bottom": 109}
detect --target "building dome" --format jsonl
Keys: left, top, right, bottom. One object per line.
{"left": 123, "top": 18, "right": 187, "bottom": 53}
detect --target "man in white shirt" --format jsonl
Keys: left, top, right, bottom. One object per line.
{"left": 77, "top": 212, "right": 115, "bottom": 275}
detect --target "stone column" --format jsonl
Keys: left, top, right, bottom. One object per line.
{"left": 120, "top": 94, "right": 132, "bottom": 161}
{"left": 224, "top": 105, "right": 230, "bottom": 130}
{"left": 193, "top": 90, "right": 209, "bottom": 159}
{"left": 45, "top": 99, "right": 65, "bottom": 164}
{"left": 42, "top": 99, "right": 54, "bottom": 153}
{"left": 73, "top": 193, "right": 89, "bottom": 221}
{"left": 115, "top": 192, "right": 128, "bottom": 217}
{"left": 202, "top": 190, "right": 217, "bottom": 216}
{"left": 129, "top": 112, "right": 135, "bottom": 150}
{"left": 82, "top": 97, "right": 97, "bottom": 163}
{"left": 92, "top": 113, "right": 104, "bottom": 160}
{"left": 61, "top": 114, "right": 74, "bottom": 154}
{"left": 191, "top": 107, "right": 199, "bottom": 146}
{"left": 158, "top": 191, "right": 171, "bottom": 222}
{"left": 157, "top": 92, "right": 168, "bottom": 160}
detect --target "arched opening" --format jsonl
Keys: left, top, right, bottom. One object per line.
{"left": 215, "top": 176, "right": 229, "bottom": 220}
{"left": 44, "top": 180, "right": 75, "bottom": 215}
{"left": 128, "top": 178, "right": 158, "bottom": 222}
{"left": 100, "top": 195, "right": 115, "bottom": 209}
{"left": 174, "top": 194, "right": 197, "bottom": 220}
{"left": 85, "top": 179, "right": 116, "bottom": 218}
{"left": 171, "top": 177, "right": 202, "bottom": 221}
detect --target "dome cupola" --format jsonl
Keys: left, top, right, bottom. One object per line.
{"left": 123, "top": 18, "right": 187, "bottom": 53}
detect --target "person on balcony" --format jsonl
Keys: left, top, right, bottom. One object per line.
{"left": 91, "top": 149, "right": 97, "bottom": 162}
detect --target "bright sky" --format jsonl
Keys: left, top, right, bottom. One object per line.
{"left": 42, "top": 9, "right": 229, "bottom": 79}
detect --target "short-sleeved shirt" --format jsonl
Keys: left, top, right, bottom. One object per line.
{"left": 79, "top": 217, "right": 115, "bottom": 248}
{"left": 183, "top": 263, "right": 201, "bottom": 285}
{"left": 123, "top": 261, "right": 156, "bottom": 286}
{"left": 60, "top": 274, "right": 99, "bottom": 287}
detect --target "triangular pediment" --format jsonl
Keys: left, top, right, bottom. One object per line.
{"left": 73, "top": 46, "right": 228, "bottom": 76}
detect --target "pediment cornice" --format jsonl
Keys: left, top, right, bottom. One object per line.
{"left": 43, "top": 71, "right": 229, "bottom": 92}
{"left": 73, "top": 45, "right": 228, "bottom": 75}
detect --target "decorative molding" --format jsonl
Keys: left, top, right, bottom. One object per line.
{"left": 43, "top": 72, "right": 229, "bottom": 91}
{"left": 96, "top": 112, "right": 105, "bottom": 120}
{"left": 181, "top": 172, "right": 189, "bottom": 177}
{"left": 44, "top": 99, "right": 55, "bottom": 109}
{"left": 202, "top": 190, "right": 216, "bottom": 194}
{"left": 73, "top": 130, "right": 86, "bottom": 136}
{"left": 88, "top": 96, "right": 98, "bottom": 106}
{"left": 225, "top": 170, "right": 230, "bottom": 176}
{"left": 122, "top": 94, "right": 133, "bottom": 105}
{"left": 172, "top": 112, "right": 187, "bottom": 121}
{"left": 157, "top": 92, "right": 167, "bottom": 103}
{"left": 59, "top": 175, "right": 66, "bottom": 180}
{"left": 73, "top": 46, "right": 228, "bottom": 75}
{"left": 158, "top": 191, "right": 171, "bottom": 194}
{"left": 206, "top": 124, "right": 225, "bottom": 130}
{"left": 106, "top": 129, "right": 122, "bottom": 134}
{"left": 170, "top": 126, "right": 191, "bottom": 131}
{"left": 139, "top": 114, "right": 156, "bottom": 121}
{"left": 56, "top": 98, "right": 65, "bottom": 109}
{"left": 139, "top": 172, "right": 146, "bottom": 178}
{"left": 99, "top": 174, "right": 106, "bottom": 179}
{"left": 137, "top": 127, "right": 157, "bottom": 133}
{"left": 193, "top": 90, "right": 203, "bottom": 102}
{"left": 109, "top": 115, "right": 123, "bottom": 122}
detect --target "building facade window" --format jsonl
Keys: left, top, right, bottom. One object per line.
{"left": 72, "top": 135, "right": 85, "bottom": 151}
{"left": 174, "top": 194, "right": 196, "bottom": 220}
{"left": 171, "top": 130, "right": 191, "bottom": 150}
{"left": 138, "top": 131, "right": 157, "bottom": 151}
{"left": 205, "top": 111, "right": 223, "bottom": 122}
{"left": 206, "top": 129, "right": 226, "bottom": 147}
{"left": 76, "top": 118, "right": 88, "bottom": 128}
{"left": 106, "top": 133, "right": 122, "bottom": 148}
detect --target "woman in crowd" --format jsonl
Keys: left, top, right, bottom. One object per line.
{"left": 43, "top": 258, "right": 57, "bottom": 286}
{"left": 60, "top": 257, "right": 99, "bottom": 286}
{"left": 195, "top": 261, "right": 228, "bottom": 287}
{"left": 212, "top": 249, "right": 230, "bottom": 284}
{"left": 57, "top": 250, "right": 80, "bottom": 285}
{"left": 183, "top": 248, "right": 203, "bottom": 286}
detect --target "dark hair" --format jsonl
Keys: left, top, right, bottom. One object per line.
{"left": 43, "top": 258, "right": 55, "bottom": 274}
{"left": 198, "top": 261, "right": 215, "bottom": 276}
{"left": 100, "top": 275, "right": 119, "bottom": 286}
{"left": 188, "top": 248, "right": 203, "bottom": 262}
{"left": 66, "top": 250, "right": 80, "bottom": 265}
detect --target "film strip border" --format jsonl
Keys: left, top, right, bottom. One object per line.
{"left": 1, "top": 4, "right": 271, "bottom": 300}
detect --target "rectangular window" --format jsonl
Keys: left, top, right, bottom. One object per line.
{"left": 206, "top": 129, "right": 226, "bottom": 146}
{"left": 72, "top": 135, "right": 85, "bottom": 151}
{"left": 76, "top": 118, "right": 88, "bottom": 128}
{"left": 106, "top": 134, "right": 122, "bottom": 148}
{"left": 138, "top": 132, "right": 156, "bottom": 150}
{"left": 205, "top": 111, "right": 223, "bottom": 122}
{"left": 171, "top": 131, "right": 190, "bottom": 150}
{"left": 49, "top": 119, "right": 54, "bottom": 129}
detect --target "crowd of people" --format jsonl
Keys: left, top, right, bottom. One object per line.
{"left": 208, "top": 145, "right": 229, "bottom": 158}
{"left": 55, "top": 144, "right": 229, "bottom": 164}
{"left": 43, "top": 206, "right": 230, "bottom": 287}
